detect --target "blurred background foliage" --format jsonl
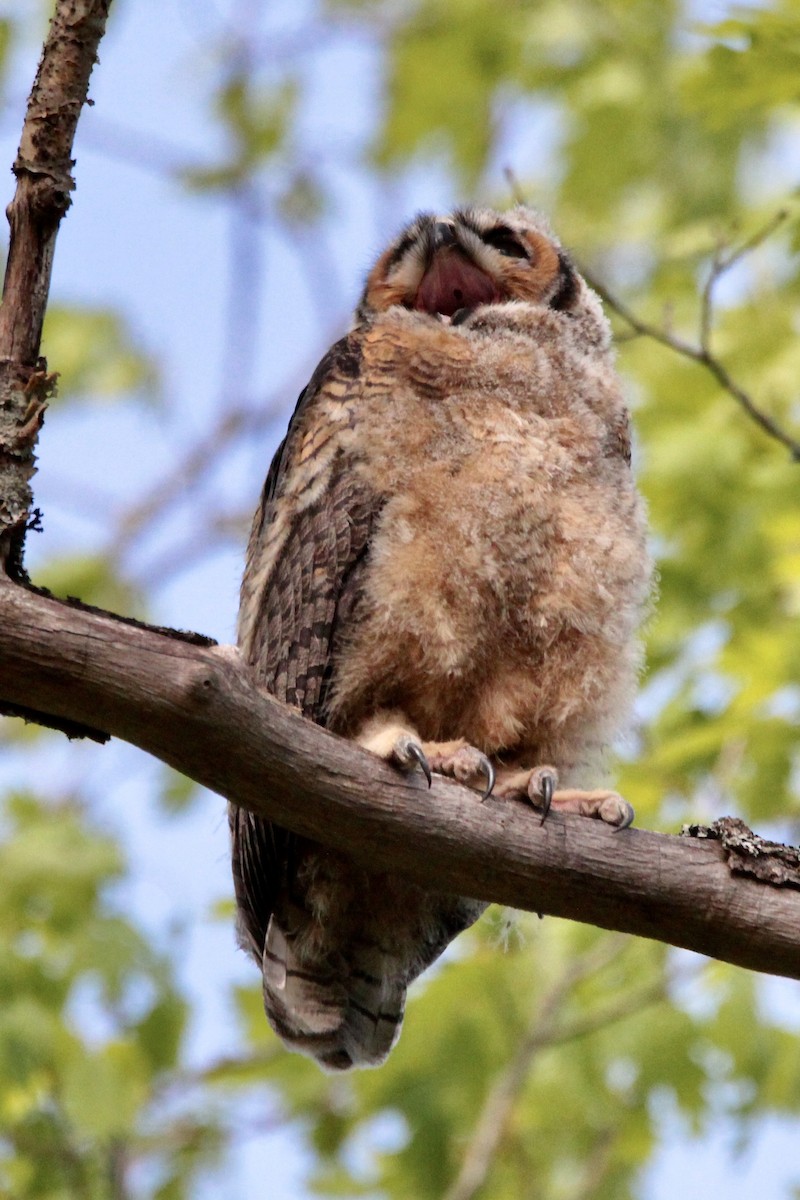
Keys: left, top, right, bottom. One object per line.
{"left": 1, "top": 0, "right": 800, "bottom": 1196}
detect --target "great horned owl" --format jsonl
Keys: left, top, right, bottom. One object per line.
{"left": 232, "top": 206, "right": 651, "bottom": 1071}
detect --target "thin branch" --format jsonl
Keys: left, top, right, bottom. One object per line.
{"left": 112, "top": 405, "right": 263, "bottom": 556}
{"left": 445, "top": 939, "right": 692, "bottom": 1200}
{"left": 542, "top": 974, "right": 669, "bottom": 1048}
{"left": 0, "top": 0, "right": 112, "bottom": 573}
{"left": 572, "top": 1130, "right": 616, "bottom": 1200}
{"left": 107, "top": 1140, "right": 131, "bottom": 1200}
{"left": 698, "top": 238, "right": 725, "bottom": 352}
{"left": 444, "top": 938, "right": 629, "bottom": 1200}
{"left": 504, "top": 165, "right": 527, "bottom": 207}
{"left": 132, "top": 509, "right": 246, "bottom": 592}
{"left": 718, "top": 208, "right": 790, "bottom": 275}
{"left": 504, "top": 168, "right": 800, "bottom": 461}
{"left": 580, "top": 256, "right": 800, "bottom": 462}
{"left": 111, "top": 318, "right": 345, "bottom": 562}
{"left": 694, "top": 345, "right": 800, "bottom": 459}
{"left": 152, "top": 1047, "right": 284, "bottom": 1101}
{"left": 2, "top": 577, "right": 800, "bottom": 982}
{"left": 699, "top": 210, "right": 790, "bottom": 364}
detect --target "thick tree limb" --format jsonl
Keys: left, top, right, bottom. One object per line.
{"left": 2, "top": 574, "right": 800, "bottom": 981}
{"left": 0, "top": 0, "right": 111, "bottom": 574}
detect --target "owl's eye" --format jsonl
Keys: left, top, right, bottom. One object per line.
{"left": 481, "top": 226, "right": 528, "bottom": 259}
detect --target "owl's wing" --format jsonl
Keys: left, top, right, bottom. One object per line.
{"left": 231, "top": 333, "right": 380, "bottom": 961}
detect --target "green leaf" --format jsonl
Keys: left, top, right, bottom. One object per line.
{"left": 159, "top": 768, "right": 202, "bottom": 816}
{"left": 134, "top": 996, "right": 187, "bottom": 1074}
{"left": 41, "top": 306, "right": 159, "bottom": 405}
{"left": 61, "top": 1041, "right": 149, "bottom": 1138}
{"left": 34, "top": 554, "right": 145, "bottom": 617}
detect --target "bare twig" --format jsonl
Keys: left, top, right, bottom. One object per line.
{"left": 133, "top": 507, "right": 247, "bottom": 592}
{"left": 541, "top": 973, "right": 669, "bottom": 1048}
{"left": 444, "top": 938, "right": 629, "bottom": 1200}
{"left": 504, "top": 165, "right": 527, "bottom": 207}
{"left": 699, "top": 212, "right": 790, "bottom": 367}
{"left": 717, "top": 208, "right": 790, "bottom": 275}
{"left": 572, "top": 1130, "right": 617, "bottom": 1200}
{"left": 580, "top": 251, "right": 800, "bottom": 462}
{"left": 154, "top": 1046, "right": 283, "bottom": 1097}
{"left": 445, "top": 931, "right": 687, "bottom": 1200}
{"left": 504, "top": 168, "right": 799, "bottom": 461}
{"left": 699, "top": 237, "right": 725, "bottom": 352}
{"left": 111, "top": 317, "right": 345, "bottom": 561}
{"left": 0, "top": 0, "right": 112, "bottom": 573}
{"left": 113, "top": 405, "right": 264, "bottom": 555}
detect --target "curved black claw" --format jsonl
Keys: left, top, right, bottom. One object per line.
{"left": 479, "top": 756, "right": 496, "bottom": 802}
{"left": 613, "top": 802, "right": 635, "bottom": 832}
{"left": 539, "top": 773, "right": 555, "bottom": 826}
{"left": 406, "top": 741, "right": 432, "bottom": 788}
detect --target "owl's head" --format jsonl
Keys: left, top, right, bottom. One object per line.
{"left": 355, "top": 206, "right": 582, "bottom": 326}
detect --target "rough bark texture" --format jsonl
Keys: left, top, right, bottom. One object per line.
{"left": 2, "top": 573, "right": 800, "bottom": 982}
{"left": 684, "top": 818, "right": 800, "bottom": 889}
{"left": 0, "top": 0, "right": 112, "bottom": 575}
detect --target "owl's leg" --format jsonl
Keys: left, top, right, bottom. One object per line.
{"left": 493, "top": 765, "right": 634, "bottom": 830}
{"left": 355, "top": 712, "right": 495, "bottom": 797}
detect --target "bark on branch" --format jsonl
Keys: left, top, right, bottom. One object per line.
{"left": 2, "top": 574, "right": 800, "bottom": 981}
{"left": 0, "top": 0, "right": 111, "bottom": 574}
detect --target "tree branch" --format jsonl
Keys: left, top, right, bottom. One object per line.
{"left": 0, "top": 0, "right": 112, "bottom": 573}
{"left": 576, "top": 216, "right": 800, "bottom": 463}
{"left": 503, "top": 169, "right": 800, "bottom": 461}
{"left": 2, "top": 574, "right": 800, "bottom": 980}
{"left": 444, "top": 938, "right": 630, "bottom": 1200}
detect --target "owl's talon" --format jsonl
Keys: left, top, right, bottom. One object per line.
{"left": 524, "top": 766, "right": 559, "bottom": 823}
{"left": 405, "top": 741, "right": 432, "bottom": 787}
{"left": 611, "top": 800, "right": 635, "bottom": 831}
{"left": 479, "top": 756, "right": 496, "bottom": 801}
{"left": 539, "top": 772, "right": 554, "bottom": 824}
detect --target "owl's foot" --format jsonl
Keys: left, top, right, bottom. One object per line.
{"left": 421, "top": 740, "right": 495, "bottom": 799}
{"left": 494, "top": 765, "right": 634, "bottom": 830}
{"left": 391, "top": 732, "right": 433, "bottom": 786}
{"left": 355, "top": 715, "right": 494, "bottom": 796}
{"left": 356, "top": 714, "right": 432, "bottom": 787}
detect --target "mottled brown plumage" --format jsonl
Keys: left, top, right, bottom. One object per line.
{"left": 232, "top": 206, "right": 651, "bottom": 1070}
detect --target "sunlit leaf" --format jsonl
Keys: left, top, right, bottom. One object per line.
{"left": 41, "top": 306, "right": 159, "bottom": 406}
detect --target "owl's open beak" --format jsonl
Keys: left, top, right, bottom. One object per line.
{"left": 414, "top": 238, "right": 503, "bottom": 318}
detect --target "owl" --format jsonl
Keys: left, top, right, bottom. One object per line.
{"left": 232, "top": 206, "right": 651, "bottom": 1071}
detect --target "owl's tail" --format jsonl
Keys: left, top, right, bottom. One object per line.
{"left": 262, "top": 914, "right": 406, "bottom": 1071}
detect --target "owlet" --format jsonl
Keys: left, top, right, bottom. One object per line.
{"left": 231, "top": 206, "right": 651, "bottom": 1070}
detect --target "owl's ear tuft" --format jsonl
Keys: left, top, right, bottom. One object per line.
{"left": 549, "top": 251, "right": 579, "bottom": 312}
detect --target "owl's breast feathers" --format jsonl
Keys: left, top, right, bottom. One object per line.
{"left": 236, "top": 296, "right": 646, "bottom": 807}
{"left": 269, "top": 308, "right": 647, "bottom": 757}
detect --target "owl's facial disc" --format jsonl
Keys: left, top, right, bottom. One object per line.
{"left": 413, "top": 248, "right": 503, "bottom": 318}
{"left": 357, "top": 208, "right": 576, "bottom": 324}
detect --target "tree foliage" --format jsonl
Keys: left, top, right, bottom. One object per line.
{"left": 2, "top": 0, "right": 800, "bottom": 1197}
